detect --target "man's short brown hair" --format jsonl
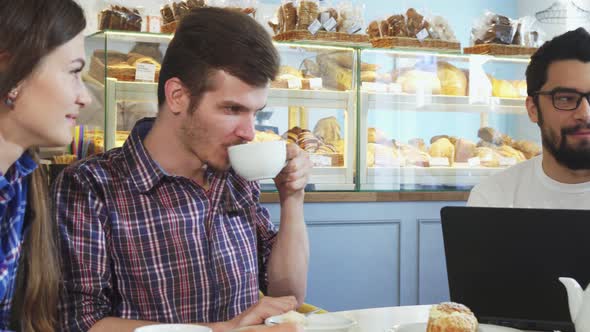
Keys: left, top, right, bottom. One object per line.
{"left": 157, "top": 7, "right": 279, "bottom": 108}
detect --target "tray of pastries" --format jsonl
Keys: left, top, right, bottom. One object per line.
{"left": 367, "top": 9, "right": 461, "bottom": 52}
{"left": 366, "top": 126, "right": 540, "bottom": 169}
{"left": 89, "top": 50, "right": 161, "bottom": 84}
{"left": 269, "top": 1, "right": 368, "bottom": 45}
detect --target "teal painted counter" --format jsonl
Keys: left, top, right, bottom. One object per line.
{"left": 261, "top": 200, "right": 467, "bottom": 311}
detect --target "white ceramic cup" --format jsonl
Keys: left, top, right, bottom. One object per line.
{"left": 134, "top": 324, "right": 212, "bottom": 332}
{"left": 228, "top": 140, "right": 287, "bottom": 181}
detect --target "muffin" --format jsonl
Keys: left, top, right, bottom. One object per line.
{"left": 427, "top": 302, "right": 478, "bottom": 332}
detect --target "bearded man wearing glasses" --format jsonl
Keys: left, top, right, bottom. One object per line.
{"left": 468, "top": 27, "right": 590, "bottom": 208}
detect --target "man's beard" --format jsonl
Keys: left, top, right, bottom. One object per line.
{"left": 538, "top": 105, "right": 590, "bottom": 170}
{"left": 180, "top": 112, "right": 246, "bottom": 173}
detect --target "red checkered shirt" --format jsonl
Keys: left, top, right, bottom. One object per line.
{"left": 52, "top": 118, "right": 277, "bottom": 331}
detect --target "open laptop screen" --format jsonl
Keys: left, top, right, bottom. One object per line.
{"left": 440, "top": 206, "right": 590, "bottom": 332}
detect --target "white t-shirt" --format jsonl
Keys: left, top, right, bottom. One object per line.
{"left": 467, "top": 155, "right": 590, "bottom": 209}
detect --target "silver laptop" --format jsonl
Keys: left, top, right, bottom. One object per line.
{"left": 440, "top": 206, "right": 590, "bottom": 332}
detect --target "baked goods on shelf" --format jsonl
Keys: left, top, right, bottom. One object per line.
{"left": 89, "top": 50, "right": 161, "bottom": 84}
{"left": 367, "top": 142, "right": 398, "bottom": 167}
{"left": 405, "top": 8, "right": 429, "bottom": 37}
{"left": 474, "top": 13, "right": 514, "bottom": 45}
{"left": 313, "top": 116, "right": 342, "bottom": 146}
{"left": 512, "top": 139, "right": 541, "bottom": 159}
{"left": 477, "top": 126, "right": 540, "bottom": 161}
{"left": 386, "top": 14, "right": 408, "bottom": 37}
{"left": 437, "top": 62, "right": 467, "bottom": 96}
{"left": 397, "top": 69, "right": 442, "bottom": 95}
{"left": 465, "top": 11, "right": 540, "bottom": 55}
{"left": 368, "top": 127, "right": 389, "bottom": 144}
{"left": 270, "top": 1, "right": 367, "bottom": 43}
{"left": 394, "top": 61, "right": 467, "bottom": 96}
{"left": 366, "top": 9, "right": 459, "bottom": 50}
{"left": 408, "top": 138, "right": 426, "bottom": 152}
{"left": 276, "top": 2, "right": 298, "bottom": 33}
{"left": 316, "top": 54, "right": 353, "bottom": 91}
{"left": 99, "top": 5, "right": 142, "bottom": 31}
{"left": 271, "top": 65, "right": 321, "bottom": 90}
{"left": 366, "top": 126, "right": 539, "bottom": 169}
{"left": 254, "top": 130, "right": 282, "bottom": 143}
{"left": 478, "top": 127, "right": 503, "bottom": 145}
{"left": 161, "top": 1, "right": 253, "bottom": 33}
{"left": 297, "top": 0, "right": 319, "bottom": 31}
{"left": 429, "top": 137, "right": 455, "bottom": 166}
{"left": 284, "top": 127, "right": 343, "bottom": 166}
{"left": 454, "top": 138, "right": 477, "bottom": 163}
{"left": 496, "top": 144, "right": 526, "bottom": 163}
{"left": 427, "top": 302, "right": 478, "bottom": 332}
{"left": 399, "top": 143, "right": 430, "bottom": 167}
{"left": 490, "top": 76, "right": 527, "bottom": 98}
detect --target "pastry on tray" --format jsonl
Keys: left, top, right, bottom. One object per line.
{"left": 427, "top": 302, "right": 478, "bottom": 332}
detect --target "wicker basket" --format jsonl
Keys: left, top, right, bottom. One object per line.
{"left": 160, "top": 20, "right": 177, "bottom": 34}
{"left": 273, "top": 30, "right": 369, "bottom": 44}
{"left": 370, "top": 37, "right": 461, "bottom": 52}
{"left": 464, "top": 44, "right": 537, "bottom": 56}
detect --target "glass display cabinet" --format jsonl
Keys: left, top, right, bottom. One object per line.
{"left": 357, "top": 48, "right": 538, "bottom": 190}
{"left": 82, "top": 31, "right": 357, "bottom": 191}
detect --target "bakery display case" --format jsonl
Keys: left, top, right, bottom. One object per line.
{"left": 82, "top": 31, "right": 357, "bottom": 191}
{"left": 358, "top": 48, "right": 540, "bottom": 190}
{"left": 254, "top": 42, "right": 357, "bottom": 191}
{"left": 82, "top": 30, "right": 541, "bottom": 192}
{"left": 81, "top": 30, "right": 171, "bottom": 151}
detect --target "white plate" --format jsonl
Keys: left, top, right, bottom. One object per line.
{"left": 392, "top": 322, "right": 522, "bottom": 332}
{"left": 265, "top": 313, "right": 357, "bottom": 331}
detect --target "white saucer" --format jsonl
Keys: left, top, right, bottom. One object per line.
{"left": 265, "top": 313, "right": 357, "bottom": 331}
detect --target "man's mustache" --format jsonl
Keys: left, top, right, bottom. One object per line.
{"left": 562, "top": 123, "right": 590, "bottom": 135}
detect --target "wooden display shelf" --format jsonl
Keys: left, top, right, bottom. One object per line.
{"left": 273, "top": 30, "right": 370, "bottom": 46}
{"left": 361, "top": 92, "right": 527, "bottom": 114}
{"left": 370, "top": 36, "right": 461, "bottom": 52}
{"left": 260, "top": 191, "right": 469, "bottom": 203}
{"left": 464, "top": 44, "right": 537, "bottom": 56}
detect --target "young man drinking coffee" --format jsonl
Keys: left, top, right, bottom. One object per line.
{"left": 53, "top": 8, "right": 312, "bottom": 332}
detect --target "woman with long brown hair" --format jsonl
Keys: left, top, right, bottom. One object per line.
{"left": 0, "top": 0, "right": 90, "bottom": 330}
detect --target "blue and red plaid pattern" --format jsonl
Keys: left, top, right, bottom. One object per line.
{"left": 53, "top": 118, "right": 277, "bottom": 332}
{"left": 0, "top": 153, "right": 36, "bottom": 330}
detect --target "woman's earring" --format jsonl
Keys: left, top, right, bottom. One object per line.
{"left": 4, "top": 88, "right": 18, "bottom": 109}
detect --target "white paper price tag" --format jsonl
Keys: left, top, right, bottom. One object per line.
{"left": 147, "top": 16, "right": 161, "bottom": 33}
{"left": 468, "top": 157, "right": 481, "bottom": 167}
{"left": 287, "top": 78, "right": 302, "bottom": 89}
{"left": 135, "top": 63, "right": 156, "bottom": 82}
{"left": 362, "top": 82, "right": 376, "bottom": 91}
{"left": 309, "top": 77, "right": 323, "bottom": 90}
{"left": 416, "top": 28, "right": 429, "bottom": 42}
{"left": 310, "top": 154, "right": 332, "bottom": 167}
{"left": 375, "top": 157, "right": 403, "bottom": 167}
{"left": 388, "top": 83, "right": 402, "bottom": 94}
{"left": 320, "top": 12, "right": 330, "bottom": 24}
{"left": 430, "top": 157, "right": 450, "bottom": 167}
{"left": 373, "top": 83, "right": 388, "bottom": 93}
{"left": 308, "top": 19, "right": 322, "bottom": 35}
{"left": 347, "top": 23, "right": 362, "bottom": 34}
{"left": 499, "top": 157, "right": 517, "bottom": 166}
{"left": 323, "top": 17, "right": 338, "bottom": 32}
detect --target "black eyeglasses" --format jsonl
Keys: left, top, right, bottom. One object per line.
{"left": 534, "top": 88, "right": 590, "bottom": 111}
